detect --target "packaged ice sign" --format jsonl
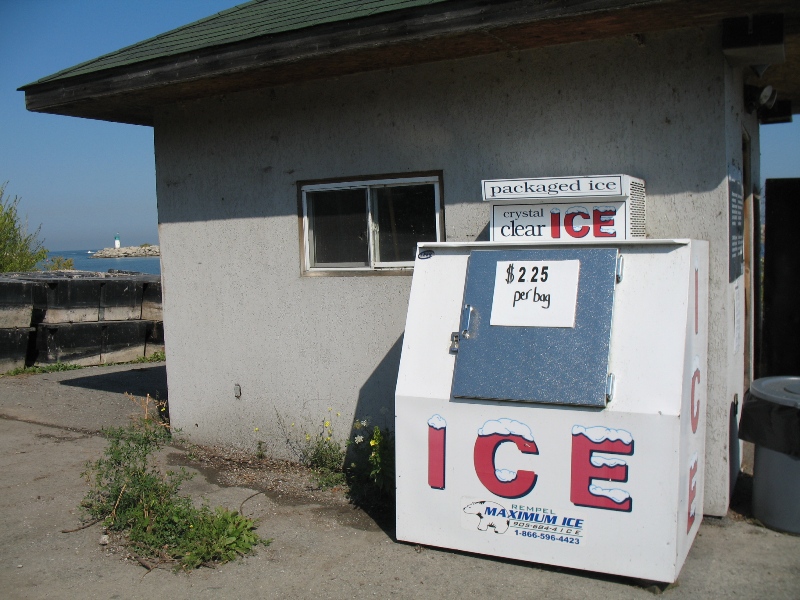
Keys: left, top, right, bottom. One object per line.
{"left": 396, "top": 239, "right": 709, "bottom": 583}
{"left": 483, "top": 175, "right": 646, "bottom": 244}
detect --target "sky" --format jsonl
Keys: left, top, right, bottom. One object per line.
{"left": 1, "top": 0, "right": 241, "bottom": 251}
{"left": 1, "top": 1, "right": 798, "bottom": 252}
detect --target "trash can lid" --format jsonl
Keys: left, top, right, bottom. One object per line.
{"left": 750, "top": 377, "right": 800, "bottom": 409}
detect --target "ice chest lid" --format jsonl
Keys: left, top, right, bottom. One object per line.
{"left": 750, "top": 376, "right": 800, "bottom": 409}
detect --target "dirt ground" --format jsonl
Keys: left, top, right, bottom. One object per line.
{"left": 0, "top": 364, "right": 798, "bottom": 599}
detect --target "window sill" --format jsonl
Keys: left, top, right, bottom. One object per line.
{"left": 301, "top": 266, "right": 414, "bottom": 277}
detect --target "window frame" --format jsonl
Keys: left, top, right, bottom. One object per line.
{"left": 297, "top": 172, "right": 445, "bottom": 276}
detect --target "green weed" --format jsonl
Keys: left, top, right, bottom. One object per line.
{"left": 348, "top": 420, "right": 395, "bottom": 504}
{"left": 81, "top": 396, "right": 266, "bottom": 570}
{"left": 299, "top": 415, "right": 346, "bottom": 489}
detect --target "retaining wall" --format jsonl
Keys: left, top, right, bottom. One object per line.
{"left": 0, "top": 270, "right": 163, "bottom": 372}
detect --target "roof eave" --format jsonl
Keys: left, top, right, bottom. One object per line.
{"left": 20, "top": 0, "right": 800, "bottom": 126}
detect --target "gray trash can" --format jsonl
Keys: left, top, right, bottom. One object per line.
{"left": 739, "top": 376, "right": 800, "bottom": 534}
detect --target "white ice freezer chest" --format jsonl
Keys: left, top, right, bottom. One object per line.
{"left": 395, "top": 239, "right": 708, "bottom": 583}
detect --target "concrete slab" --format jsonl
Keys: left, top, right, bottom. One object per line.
{"left": 0, "top": 364, "right": 797, "bottom": 599}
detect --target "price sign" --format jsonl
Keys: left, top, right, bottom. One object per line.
{"left": 490, "top": 260, "right": 580, "bottom": 328}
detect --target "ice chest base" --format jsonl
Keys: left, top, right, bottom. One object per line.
{"left": 395, "top": 240, "right": 708, "bottom": 584}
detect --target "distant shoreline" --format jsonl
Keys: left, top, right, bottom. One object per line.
{"left": 91, "top": 245, "right": 160, "bottom": 258}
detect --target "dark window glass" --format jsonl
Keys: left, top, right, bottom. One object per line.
{"left": 374, "top": 185, "right": 437, "bottom": 263}
{"left": 308, "top": 189, "right": 368, "bottom": 266}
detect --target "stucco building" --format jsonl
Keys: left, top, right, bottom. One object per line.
{"left": 21, "top": 0, "right": 800, "bottom": 516}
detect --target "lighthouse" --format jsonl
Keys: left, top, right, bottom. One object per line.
{"left": 114, "top": 233, "right": 120, "bottom": 249}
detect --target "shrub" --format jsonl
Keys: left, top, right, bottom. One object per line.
{"left": 42, "top": 255, "right": 74, "bottom": 270}
{"left": 0, "top": 182, "right": 47, "bottom": 272}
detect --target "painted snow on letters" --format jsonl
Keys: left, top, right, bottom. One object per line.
{"left": 495, "top": 469, "right": 518, "bottom": 482}
{"left": 590, "top": 454, "right": 628, "bottom": 468}
{"left": 572, "top": 425, "right": 633, "bottom": 445}
{"left": 589, "top": 484, "right": 631, "bottom": 504}
{"left": 427, "top": 414, "right": 447, "bottom": 430}
{"left": 478, "top": 418, "right": 535, "bottom": 442}
{"left": 566, "top": 206, "right": 590, "bottom": 215}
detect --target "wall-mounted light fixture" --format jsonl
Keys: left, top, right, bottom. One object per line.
{"left": 745, "top": 85, "right": 778, "bottom": 114}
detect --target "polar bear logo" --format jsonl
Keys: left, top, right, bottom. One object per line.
{"left": 463, "top": 501, "right": 510, "bottom": 534}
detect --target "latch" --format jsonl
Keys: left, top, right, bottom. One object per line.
{"left": 450, "top": 304, "right": 474, "bottom": 354}
{"left": 606, "top": 373, "right": 616, "bottom": 403}
{"left": 449, "top": 332, "right": 460, "bottom": 354}
{"left": 460, "top": 304, "right": 474, "bottom": 338}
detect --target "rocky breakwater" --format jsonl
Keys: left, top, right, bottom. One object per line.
{"left": 92, "top": 245, "right": 160, "bottom": 258}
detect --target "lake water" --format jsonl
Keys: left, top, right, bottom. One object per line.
{"left": 50, "top": 249, "right": 161, "bottom": 275}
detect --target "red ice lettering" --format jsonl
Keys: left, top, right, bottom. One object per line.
{"left": 687, "top": 458, "right": 698, "bottom": 533}
{"left": 592, "top": 207, "right": 617, "bottom": 238}
{"left": 428, "top": 421, "right": 446, "bottom": 489}
{"left": 473, "top": 433, "right": 538, "bottom": 499}
{"left": 570, "top": 427, "right": 633, "bottom": 512}
{"left": 691, "top": 369, "right": 701, "bottom": 434}
{"left": 694, "top": 268, "right": 699, "bottom": 335}
{"left": 550, "top": 209, "right": 561, "bottom": 239}
{"left": 564, "top": 208, "right": 590, "bottom": 238}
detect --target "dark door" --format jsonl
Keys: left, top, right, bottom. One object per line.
{"left": 761, "top": 178, "right": 800, "bottom": 376}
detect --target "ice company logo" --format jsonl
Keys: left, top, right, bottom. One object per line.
{"left": 461, "top": 498, "right": 585, "bottom": 540}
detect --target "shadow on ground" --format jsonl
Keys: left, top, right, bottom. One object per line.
{"left": 59, "top": 364, "right": 168, "bottom": 400}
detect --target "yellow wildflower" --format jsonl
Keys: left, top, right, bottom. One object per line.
{"left": 254, "top": 427, "right": 259, "bottom": 432}
{"left": 370, "top": 439, "right": 378, "bottom": 447}
{"left": 324, "top": 421, "right": 330, "bottom": 428}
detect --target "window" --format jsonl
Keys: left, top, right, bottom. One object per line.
{"left": 300, "top": 174, "right": 444, "bottom": 273}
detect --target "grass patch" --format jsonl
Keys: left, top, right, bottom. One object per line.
{"left": 81, "top": 396, "right": 267, "bottom": 570}
{"left": 1, "top": 351, "right": 166, "bottom": 377}
{"left": 1, "top": 362, "right": 82, "bottom": 376}
{"left": 128, "top": 350, "right": 166, "bottom": 364}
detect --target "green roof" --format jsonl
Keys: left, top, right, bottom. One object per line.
{"left": 30, "top": 0, "right": 451, "bottom": 85}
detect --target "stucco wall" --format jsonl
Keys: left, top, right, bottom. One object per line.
{"left": 154, "top": 26, "right": 748, "bottom": 514}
